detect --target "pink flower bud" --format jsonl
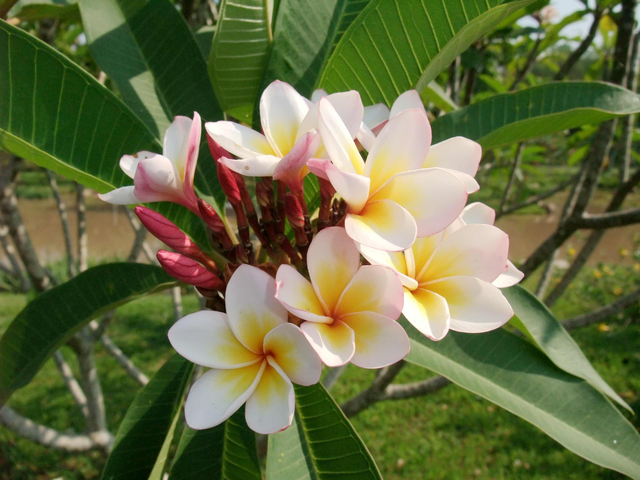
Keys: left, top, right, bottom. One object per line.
{"left": 217, "top": 159, "right": 241, "bottom": 204}
{"left": 157, "top": 250, "right": 224, "bottom": 291}
{"left": 135, "top": 206, "right": 201, "bottom": 257}
{"left": 255, "top": 182, "right": 270, "bottom": 208}
{"left": 197, "top": 199, "right": 226, "bottom": 234}
{"left": 285, "top": 193, "right": 305, "bottom": 229}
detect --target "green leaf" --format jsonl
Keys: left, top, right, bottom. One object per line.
{"left": 0, "top": 20, "right": 212, "bottom": 248}
{"left": 402, "top": 319, "right": 640, "bottom": 479}
{"left": 8, "top": 0, "right": 79, "bottom": 20}
{"left": 261, "top": 0, "right": 372, "bottom": 98}
{"left": 0, "top": 263, "right": 176, "bottom": 406}
{"left": 194, "top": 25, "right": 216, "bottom": 59}
{"left": 77, "top": 0, "right": 226, "bottom": 209}
{"left": 170, "top": 407, "right": 261, "bottom": 480}
{"left": 503, "top": 285, "right": 632, "bottom": 412}
{"left": 266, "top": 383, "right": 382, "bottom": 480}
{"left": 102, "top": 355, "right": 193, "bottom": 480}
{"left": 431, "top": 81, "right": 640, "bottom": 148}
{"left": 208, "top": 0, "right": 272, "bottom": 114}
{"left": 420, "top": 80, "right": 458, "bottom": 112}
{"left": 478, "top": 73, "right": 507, "bottom": 93}
{"left": 319, "top": 0, "right": 536, "bottom": 105}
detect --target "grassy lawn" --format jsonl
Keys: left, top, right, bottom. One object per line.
{"left": 0, "top": 263, "right": 638, "bottom": 479}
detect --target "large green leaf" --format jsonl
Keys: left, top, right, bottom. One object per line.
{"left": 208, "top": 0, "right": 272, "bottom": 114}
{"left": 266, "top": 383, "right": 382, "bottom": 480}
{"left": 319, "top": 0, "right": 535, "bottom": 105}
{"left": 402, "top": 319, "right": 640, "bottom": 479}
{"left": 78, "top": 0, "right": 226, "bottom": 208}
{"left": 431, "top": 81, "right": 640, "bottom": 148}
{"left": 261, "top": 0, "right": 371, "bottom": 98}
{"left": 504, "top": 285, "right": 632, "bottom": 412}
{"left": 8, "top": 0, "right": 79, "bottom": 20}
{"left": 102, "top": 355, "right": 193, "bottom": 480}
{"left": 0, "top": 21, "right": 212, "bottom": 248}
{"left": 0, "top": 263, "right": 176, "bottom": 406}
{"left": 170, "top": 407, "right": 261, "bottom": 480}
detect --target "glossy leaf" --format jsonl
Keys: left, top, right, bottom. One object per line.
{"left": 431, "top": 81, "right": 640, "bottom": 148}
{"left": 170, "top": 407, "right": 261, "bottom": 480}
{"left": 319, "top": 0, "right": 536, "bottom": 105}
{"left": 0, "top": 263, "right": 176, "bottom": 406}
{"left": 102, "top": 355, "right": 193, "bottom": 480}
{"left": 261, "top": 0, "right": 371, "bottom": 98}
{"left": 504, "top": 285, "right": 632, "bottom": 412}
{"left": 8, "top": 0, "right": 79, "bottom": 20}
{"left": 208, "top": 0, "right": 272, "bottom": 113}
{"left": 402, "top": 318, "right": 640, "bottom": 479}
{"left": 266, "top": 383, "right": 382, "bottom": 480}
{"left": 420, "top": 81, "right": 458, "bottom": 111}
{"left": 0, "top": 21, "right": 212, "bottom": 248}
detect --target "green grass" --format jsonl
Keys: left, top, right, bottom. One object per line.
{"left": 0, "top": 265, "right": 638, "bottom": 479}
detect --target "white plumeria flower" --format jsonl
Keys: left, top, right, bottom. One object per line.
{"left": 99, "top": 113, "right": 201, "bottom": 214}
{"left": 308, "top": 98, "right": 468, "bottom": 252}
{"left": 168, "top": 265, "right": 321, "bottom": 434}
{"left": 274, "top": 227, "right": 410, "bottom": 368}
{"left": 205, "top": 81, "right": 363, "bottom": 194}
{"left": 358, "top": 222, "right": 514, "bottom": 341}
{"left": 357, "top": 91, "right": 482, "bottom": 194}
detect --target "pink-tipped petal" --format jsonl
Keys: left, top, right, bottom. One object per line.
{"left": 402, "top": 288, "right": 451, "bottom": 341}
{"left": 335, "top": 265, "right": 404, "bottom": 319}
{"left": 307, "top": 158, "right": 370, "bottom": 213}
{"left": 365, "top": 109, "right": 432, "bottom": 194}
{"left": 461, "top": 202, "right": 496, "bottom": 226}
{"left": 182, "top": 111, "right": 201, "bottom": 204}
{"left": 345, "top": 199, "right": 417, "bottom": 252}
{"left": 245, "top": 359, "right": 294, "bottom": 434}
{"left": 301, "top": 320, "right": 355, "bottom": 367}
{"left": 423, "top": 137, "right": 481, "bottom": 178}
{"left": 389, "top": 90, "right": 426, "bottom": 118}
{"left": 205, "top": 121, "right": 276, "bottom": 158}
{"left": 419, "top": 224, "right": 509, "bottom": 284}
{"left": 184, "top": 361, "right": 265, "bottom": 430}
{"left": 275, "top": 265, "right": 333, "bottom": 323}
{"left": 260, "top": 80, "right": 310, "bottom": 156}
{"left": 225, "top": 265, "right": 288, "bottom": 354}
{"left": 98, "top": 186, "right": 139, "bottom": 205}
{"left": 168, "top": 311, "right": 261, "bottom": 369}
{"left": 120, "top": 151, "right": 155, "bottom": 179}
{"left": 317, "top": 97, "right": 364, "bottom": 174}
{"left": 263, "top": 323, "right": 322, "bottom": 386}
{"left": 340, "top": 312, "right": 410, "bottom": 368}
{"left": 362, "top": 103, "right": 390, "bottom": 131}
{"left": 219, "top": 155, "right": 281, "bottom": 177}
{"left": 427, "top": 276, "right": 514, "bottom": 333}
{"left": 307, "top": 227, "right": 361, "bottom": 313}
{"left": 493, "top": 261, "right": 524, "bottom": 288}
{"left": 133, "top": 155, "right": 182, "bottom": 203}
{"left": 273, "top": 131, "right": 321, "bottom": 190}
{"left": 371, "top": 168, "right": 467, "bottom": 238}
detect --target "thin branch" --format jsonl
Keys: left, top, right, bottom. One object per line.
{"left": 340, "top": 361, "right": 406, "bottom": 418}
{"left": 322, "top": 365, "right": 348, "bottom": 391}
{"left": 124, "top": 208, "right": 157, "bottom": 264}
{"left": 76, "top": 183, "right": 88, "bottom": 273}
{"left": 620, "top": 31, "right": 640, "bottom": 182}
{"left": 52, "top": 351, "right": 89, "bottom": 421}
{"left": 46, "top": 170, "right": 75, "bottom": 278}
{"left": 510, "top": 37, "right": 542, "bottom": 90}
{"left": 499, "top": 142, "right": 525, "bottom": 214}
{"left": 69, "top": 334, "right": 106, "bottom": 433}
{"left": 535, "top": 250, "right": 558, "bottom": 299}
{"left": 0, "top": 217, "right": 29, "bottom": 291}
{"left": 383, "top": 375, "right": 452, "bottom": 401}
{"left": 496, "top": 174, "right": 576, "bottom": 220}
{"left": 554, "top": 9, "right": 605, "bottom": 81}
{"left": 578, "top": 208, "right": 640, "bottom": 229}
{"left": 563, "top": 287, "right": 640, "bottom": 331}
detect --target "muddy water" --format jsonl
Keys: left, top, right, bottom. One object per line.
{"left": 2, "top": 190, "right": 639, "bottom": 267}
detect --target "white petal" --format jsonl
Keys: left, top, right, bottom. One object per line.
{"left": 263, "top": 323, "right": 322, "bottom": 386}
{"left": 301, "top": 320, "right": 355, "bottom": 367}
{"left": 365, "top": 109, "right": 432, "bottom": 194}
{"left": 335, "top": 265, "right": 404, "bottom": 319}
{"left": 184, "top": 361, "right": 265, "bottom": 430}
{"left": 260, "top": 80, "right": 310, "bottom": 156}
{"left": 341, "top": 311, "right": 410, "bottom": 368}
{"left": 317, "top": 97, "right": 364, "bottom": 174}
{"left": 163, "top": 116, "right": 192, "bottom": 168}
{"left": 402, "top": 288, "right": 450, "bottom": 341}
{"left": 120, "top": 151, "right": 155, "bottom": 179}
{"left": 298, "top": 91, "right": 363, "bottom": 141}
{"left": 389, "top": 90, "right": 426, "bottom": 118}
{"left": 219, "top": 155, "right": 281, "bottom": 177}
{"left": 307, "top": 227, "right": 361, "bottom": 313}
{"left": 442, "top": 169, "right": 480, "bottom": 194}
{"left": 225, "top": 265, "right": 288, "bottom": 353}
{"left": 356, "top": 242, "right": 411, "bottom": 278}
{"left": 371, "top": 168, "right": 468, "bottom": 238}
{"left": 345, "top": 199, "right": 417, "bottom": 252}
{"left": 205, "top": 121, "right": 276, "bottom": 158}
{"left": 461, "top": 202, "right": 496, "bottom": 226}
{"left": 356, "top": 123, "right": 376, "bottom": 152}
{"left": 362, "top": 103, "right": 390, "bottom": 131}
{"left": 275, "top": 265, "right": 333, "bottom": 323}
{"left": 307, "top": 158, "right": 370, "bottom": 213}
{"left": 426, "top": 276, "right": 514, "bottom": 333}
{"left": 311, "top": 89, "right": 328, "bottom": 103}
{"left": 133, "top": 155, "right": 182, "bottom": 203}
{"left": 245, "top": 359, "right": 294, "bottom": 434}
{"left": 98, "top": 186, "right": 139, "bottom": 205}
{"left": 493, "top": 261, "right": 524, "bottom": 288}
{"left": 423, "top": 136, "right": 481, "bottom": 178}
{"left": 168, "top": 311, "right": 261, "bottom": 369}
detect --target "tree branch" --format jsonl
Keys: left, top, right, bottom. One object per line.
{"left": 554, "top": 9, "right": 604, "bottom": 81}
{"left": 383, "top": 375, "right": 452, "bottom": 401}
{"left": 0, "top": 216, "right": 29, "bottom": 291}
{"left": 577, "top": 208, "right": 640, "bottom": 229}
{"left": 52, "top": 351, "right": 89, "bottom": 421}
{"left": 46, "top": 169, "right": 75, "bottom": 278}
{"left": 496, "top": 174, "right": 576, "bottom": 220}
{"left": 340, "top": 361, "right": 406, "bottom": 418}
{"left": 563, "top": 287, "right": 640, "bottom": 331}
{"left": 499, "top": 142, "right": 525, "bottom": 214}
{"left": 76, "top": 183, "right": 88, "bottom": 273}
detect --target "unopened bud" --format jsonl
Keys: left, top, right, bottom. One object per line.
{"left": 207, "top": 134, "right": 230, "bottom": 161}
{"left": 319, "top": 178, "right": 335, "bottom": 199}
{"left": 217, "top": 159, "right": 241, "bottom": 204}
{"left": 255, "top": 182, "right": 270, "bottom": 208}
{"left": 197, "top": 199, "right": 225, "bottom": 234}
{"left": 285, "top": 193, "right": 305, "bottom": 229}
{"left": 157, "top": 250, "right": 224, "bottom": 291}
{"left": 135, "top": 206, "right": 200, "bottom": 256}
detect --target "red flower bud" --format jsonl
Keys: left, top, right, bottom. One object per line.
{"left": 285, "top": 192, "right": 305, "bottom": 229}
{"left": 197, "top": 199, "right": 226, "bottom": 234}
{"left": 216, "top": 159, "right": 241, "bottom": 204}
{"left": 255, "top": 181, "right": 270, "bottom": 208}
{"left": 157, "top": 250, "right": 224, "bottom": 291}
{"left": 135, "top": 206, "right": 200, "bottom": 257}
{"left": 207, "top": 134, "right": 230, "bottom": 162}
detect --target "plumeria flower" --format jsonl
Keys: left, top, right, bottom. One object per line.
{"left": 357, "top": 91, "right": 482, "bottom": 194}
{"left": 358, "top": 221, "right": 514, "bottom": 341}
{"left": 99, "top": 113, "right": 201, "bottom": 214}
{"left": 274, "top": 227, "right": 410, "bottom": 368}
{"left": 168, "top": 265, "right": 321, "bottom": 434}
{"left": 205, "top": 80, "right": 363, "bottom": 195}
{"left": 308, "top": 98, "right": 468, "bottom": 251}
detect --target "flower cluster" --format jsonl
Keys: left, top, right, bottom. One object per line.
{"left": 100, "top": 81, "right": 522, "bottom": 435}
